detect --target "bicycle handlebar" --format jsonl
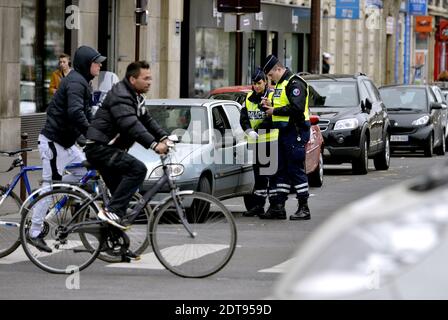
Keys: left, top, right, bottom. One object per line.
{"left": 0, "top": 148, "right": 33, "bottom": 157}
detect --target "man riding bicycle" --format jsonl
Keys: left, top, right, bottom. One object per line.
{"left": 85, "top": 61, "right": 169, "bottom": 230}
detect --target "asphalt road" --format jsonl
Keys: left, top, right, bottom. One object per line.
{"left": 0, "top": 153, "right": 446, "bottom": 300}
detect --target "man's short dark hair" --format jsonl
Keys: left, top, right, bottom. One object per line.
{"left": 126, "top": 61, "right": 150, "bottom": 80}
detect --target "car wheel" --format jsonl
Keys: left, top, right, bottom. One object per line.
{"left": 374, "top": 134, "right": 390, "bottom": 171}
{"left": 308, "top": 152, "right": 324, "bottom": 187}
{"left": 186, "top": 176, "right": 212, "bottom": 223}
{"left": 352, "top": 137, "right": 368, "bottom": 175}
{"left": 424, "top": 135, "right": 434, "bottom": 158}
{"left": 243, "top": 194, "right": 259, "bottom": 211}
{"left": 434, "top": 131, "right": 446, "bottom": 156}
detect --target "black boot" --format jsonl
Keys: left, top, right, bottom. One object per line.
{"left": 290, "top": 199, "right": 311, "bottom": 221}
{"left": 243, "top": 205, "right": 265, "bottom": 217}
{"left": 259, "top": 204, "right": 286, "bottom": 220}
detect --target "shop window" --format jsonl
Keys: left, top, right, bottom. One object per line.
{"left": 195, "top": 28, "right": 232, "bottom": 97}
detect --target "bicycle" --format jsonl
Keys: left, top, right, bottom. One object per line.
{"left": 19, "top": 137, "right": 237, "bottom": 278}
{"left": 0, "top": 148, "right": 149, "bottom": 263}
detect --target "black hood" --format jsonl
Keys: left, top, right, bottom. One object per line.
{"left": 73, "top": 46, "right": 104, "bottom": 82}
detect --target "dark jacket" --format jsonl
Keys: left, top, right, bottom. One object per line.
{"left": 86, "top": 78, "right": 168, "bottom": 151}
{"left": 240, "top": 87, "right": 273, "bottom": 132}
{"left": 41, "top": 46, "right": 98, "bottom": 148}
{"left": 272, "top": 69, "right": 310, "bottom": 131}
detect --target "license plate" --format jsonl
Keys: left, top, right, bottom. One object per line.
{"left": 391, "top": 135, "right": 408, "bottom": 142}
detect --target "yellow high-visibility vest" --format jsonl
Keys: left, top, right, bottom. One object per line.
{"left": 245, "top": 91, "right": 279, "bottom": 143}
{"left": 271, "top": 74, "right": 310, "bottom": 125}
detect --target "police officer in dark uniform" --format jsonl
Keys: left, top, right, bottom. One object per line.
{"left": 259, "top": 55, "right": 311, "bottom": 220}
{"left": 240, "top": 68, "right": 278, "bottom": 217}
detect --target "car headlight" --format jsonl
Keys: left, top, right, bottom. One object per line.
{"left": 274, "top": 177, "right": 448, "bottom": 299}
{"left": 412, "top": 116, "right": 429, "bottom": 126}
{"left": 334, "top": 118, "right": 359, "bottom": 130}
{"left": 149, "top": 164, "right": 184, "bottom": 178}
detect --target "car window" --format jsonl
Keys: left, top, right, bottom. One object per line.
{"left": 427, "top": 88, "right": 436, "bottom": 103}
{"left": 358, "top": 81, "right": 370, "bottom": 101}
{"left": 363, "top": 81, "right": 381, "bottom": 103}
{"left": 308, "top": 81, "right": 359, "bottom": 107}
{"left": 224, "top": 103, "right": 246, "bottom": 142}
{"left": 145, "top": 105, "right": 209, "bottom": 144}
{"left": 432, "top": 87, "right": 444, "bottom": 103}
{"left": 379, "top": 87, "right": 427, "bottom": 110}
{"left": 212, "top": 105, "right": 234, "bottom": 146}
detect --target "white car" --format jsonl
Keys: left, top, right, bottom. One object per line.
{"left": 273, "top": 163, "right": 448, "bottom": 299}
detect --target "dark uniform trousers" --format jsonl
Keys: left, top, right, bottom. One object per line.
{"left": 250, "top": 141, "right": 277, "bottom": 206}
{"left": 270, "top": 124, "right": 310, "bottom": 205}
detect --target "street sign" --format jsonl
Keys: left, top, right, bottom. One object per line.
{"left": 217, "top": 0, "right": 261, "bottom": 14}
{"left": 365, "top": 7, "right": 380, "bottom": 30}
{"left": 408, "top": 0, "right": 427, "bottom": 16}
{"left": 335, "top": 0, "right": 360, "bottom": 20}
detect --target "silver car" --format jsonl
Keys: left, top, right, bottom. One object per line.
{"left": 273, "top": 163, "right": 448, "bottom": 299}
{"left": 129, "top": 99, "right": 255, "bottom": 203}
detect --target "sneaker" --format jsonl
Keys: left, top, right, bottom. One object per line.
{"left": 98, "top": 209, "right": 129, "bottom": 230}
{"left": 26, "top": 233, "right": 52, "bottom": 253}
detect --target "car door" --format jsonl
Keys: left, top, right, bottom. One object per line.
{"left": 362, "top": 80, "right": 384, "bottom": 153}
{"left": 211, "top": 104, "right": 241, "bottom": 198}
{"left": 431, "top": 86, "right": 448, "bottom": 138}
{"left": 223, "top": 103, "right": 254, "bottom": 194}
{"left": 427, "top": 87, "right": 443, "bottom": 146}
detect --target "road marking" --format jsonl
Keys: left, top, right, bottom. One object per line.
{"left": 258, "top": 258, "right": 298, "bottom": 273}
{"left": 106, "top": 244, "right": 230, "bottom": 269}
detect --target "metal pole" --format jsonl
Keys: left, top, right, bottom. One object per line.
{"left": 135, "top": 0, "right": 142, "bottom": 61}
{"left": 235, "top": 14, "right": 243, "bottom": 85}
{"left": 309, "top": 0, "right": 321, "bottom": 74}
{"left": 20, "top": 133, "right": 28, "bottom": 201}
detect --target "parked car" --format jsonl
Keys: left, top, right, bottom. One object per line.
{"left": 379, "top": 85, "right": 446, "bottom": 157}
{"left": 208, "top": 85, "right": 325, "bottom": 187}
{"left": 303, "top": 73, "right": 391, "bottom": 175}
{"left": 273, "top": 162, "right": 448, "bottom": 299}
{"left": 129, "top": 99, "right": 255, "bottom": 205}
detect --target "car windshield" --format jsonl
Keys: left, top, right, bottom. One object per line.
{"left": 308, "top": 81, "right": 359, "bottom": 107}
{"left": 146, "top": 105, "right": 209, "bottom": 144}
{"left": 379, "top": 87, "right": 427, "bottom": 110}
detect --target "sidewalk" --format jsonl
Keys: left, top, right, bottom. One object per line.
{"left": 0, "top": 150, "right": 42, "bottom": 195}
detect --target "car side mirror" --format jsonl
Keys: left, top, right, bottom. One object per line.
{"left": 361, "top": 98, "right": 372, "bottom": 113}
{"left": 430, "top": 102, "right": 443, "bottom": 110}
{"left": 309, "top": 115, "right": 320, "bottom": 125}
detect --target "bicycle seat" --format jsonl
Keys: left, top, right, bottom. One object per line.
{"left": 81, "top": 160, "right": 96, "bottom": 170}
{"left": 0, "top": 148, "right": 33, "bottom": 156}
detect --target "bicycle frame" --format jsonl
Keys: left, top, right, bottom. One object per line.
{"left": 57, "top": 153, "right": 196, "bottom": 238}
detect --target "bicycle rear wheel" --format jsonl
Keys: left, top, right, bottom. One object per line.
{"left": 86, "top": 193, "right": 151, "bottom": 263}
{"left": 150, "top": 192, "right": 237, "bottom": 278}
{"left": 19, "top": 189, "right": 103, "bottom": 274}
{"left": 0, "top": 187, "right": 22, "bottom": 258}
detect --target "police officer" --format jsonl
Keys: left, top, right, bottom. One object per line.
{"left": 240, "top": 68, "right": 278, "bottom": 217}
{"left": 259, "top": 55, "right": 311, "bottom": 220}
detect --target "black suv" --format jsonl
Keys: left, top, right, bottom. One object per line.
{"left": 303, "top": 73, "right": 390, "bottom": 175}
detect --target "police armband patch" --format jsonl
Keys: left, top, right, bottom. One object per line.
{"left": 292, "top": 88, "right": 301, "bottom": 96}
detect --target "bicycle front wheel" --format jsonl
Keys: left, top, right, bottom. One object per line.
{"left": 20, "top": 189, "right": 103, "bottom": 274}
{"left": 0, "top": 187, "right": 22, "bottom": 258}
{"left": 150, "top": 192, "right": 237, "bottom": 278}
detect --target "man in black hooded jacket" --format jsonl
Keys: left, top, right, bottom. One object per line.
{"left": 84, "top": 61, "right": 169, "bottom": 230}
{"left": 28, "top": 46, "right": 106, "bottom": 252}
